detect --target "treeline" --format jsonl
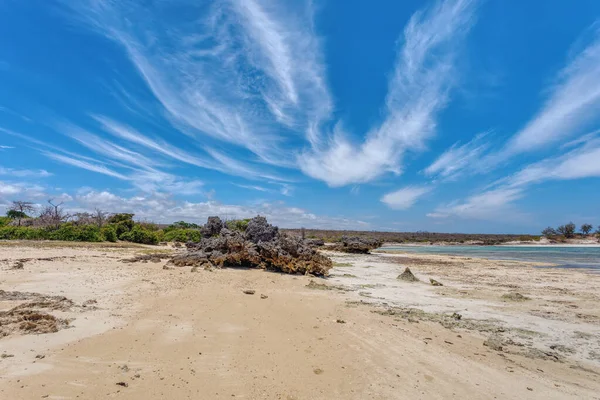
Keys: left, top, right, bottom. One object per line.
{"left": 541, "top": 222, "right": 600, "bottom": 239}
{"left": 0, "top": 200, "right": 206, "bottom": 245}
{"left": 282, "top": 228, "right": 540, "bottom": 245}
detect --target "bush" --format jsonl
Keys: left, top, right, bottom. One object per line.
{"left": 163, "top": 229, "right": 201, "bottom": 243}
{"left": 0, "top": 216, "right": 11, "bottom": 227}
{"left": 48, "top": 223, "right": 79, "bottom": 241}
{"left": 120, "top": 225, "right": 159, "bottom": 245}
{"left": 101, "top": 226, "right": 118, "bottom": 242}
{"left": 78, "top": 225, "right": 103, "bottom": 242}
{"left": 0, "top": 226, "right": 48, "bottom": 240}
{"left": 164, "top": 221, "right": 200, "bottom": 232}
{"left": 225, "top": 218, "right": 251, "bottom": 232}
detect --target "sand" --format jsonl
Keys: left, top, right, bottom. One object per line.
{"left": 0, "top": 241, "right": 599, "bottom": 399}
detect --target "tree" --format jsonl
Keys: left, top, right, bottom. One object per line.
{"left": 8, "top": 201, "right": 35, "bottom": 226}
{"left": 581, "top": 223, "right": 593, "bottom": 236}
{"left": 556, "top": 222, "right": 576, "bottom": 238}
{"left": 541, "top": 227, "right": 557, "bottom": 237}
{"left": 39, "top": 199, "right": 69, "bottom": 227}
{"left": 92, "top": 208, "right": 109, "bottom": 227}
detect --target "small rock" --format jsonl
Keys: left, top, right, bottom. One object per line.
{"left": 313, "top": 368, "right": 324, "bottom": 375}
{"left": 451, "top": 312, "right": 462, "bottom": 320}
{"left": 35, "top": 355, "right": 45, "bottom": 360}
{"left": 1, "top": 353, "right": 14, "bottom": 358}
{"left": 119, "top": 365, "right": 129, "bottom": 372}
{"left": 527, "top": 387, "right": 533, "bottom": 391}
{"left": 82, "top": 299, "right": 97, "bottom": 307}
{"left": 260, "top": 294, "right": 268, "bottom": 299}
{"left": 501, "top": 292, "right": 530, "bottom": 301}
{"left": 163, "top": 265, "right": 174, "bottom": 270}
{"left": 243, "top": 290, "right": 256, "bottom": 295}
{"left": 116, "top": 381, "right": 129, "bottom": 388}
{"left": 336, "top": 319, "right": 346, "bottom": 324}
{"left": 430, "top": 278, "right": 443, "bottom": 286}
{"left": 397, "top": 267, "right": 419, "bottom": 282}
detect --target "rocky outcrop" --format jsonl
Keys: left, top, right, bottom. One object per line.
{"left": 169, "top": 216, "right": 332, "bottom": 276}
{"left": 201, "top": 216, "right": 224, "bottom": 237}
{"left": 329, "top": 236, "right": 383, "bottom": 254}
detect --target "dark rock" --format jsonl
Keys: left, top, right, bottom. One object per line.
{"left": 245, "top": 216, "right": 279, "bottom": 244}
{"left": 169, "top": 216, "right": 332, "bottom": 276}
{"left": 397, "top": 267, "right": 419, "bottom": 282}
{"left": 305, "top": 238, "right": 325, "bottom": 247}
{"left": 329, "top": 236, "right": 383, "bottom": 254}
{"left": 243, "top": 290, "right": 255, "bottom": 295}
{"left": 201, "top": 216, "right": 224, "bottom": 237}
{"left": 430, "top": 278, "right": 443, "bottom": 286}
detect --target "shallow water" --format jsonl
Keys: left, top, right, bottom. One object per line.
{"left": 380, "top": 245, "right": 600, "bottom": 270}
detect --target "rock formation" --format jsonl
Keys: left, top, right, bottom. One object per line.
{"left": 167, "top": 216, "right": 332, "bottom": 276}
{"left": 329, "top": 236, "right": 383, "bottom": 254}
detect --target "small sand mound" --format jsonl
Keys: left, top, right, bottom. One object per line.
{"left": 501, "top": 292, "right": 530, "bottom": 301}
{"left": 397, "top": 267, "right": 419, "bottom": 282}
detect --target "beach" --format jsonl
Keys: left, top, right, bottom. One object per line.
{"left": 1, "top": 242, "right": 599, "bottom": 399}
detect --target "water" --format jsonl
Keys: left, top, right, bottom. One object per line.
{"left": 380, "top": 245, "right": 600, "bottom": 271}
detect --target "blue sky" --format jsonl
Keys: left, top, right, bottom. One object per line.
{"left": 1, "top": 0, "right": 600, "bottom": 233}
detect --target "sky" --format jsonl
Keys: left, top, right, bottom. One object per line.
{"left": 1, "top": 0, "right": 600, "bottom": 233}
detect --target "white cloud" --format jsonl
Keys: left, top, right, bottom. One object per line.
{"left": 0, "top": 145, "right": 15, "bottom": 149}
{"left": 64, "top": 0, "right": 328, "bottom": 169}
{"left": 381, "top": 185, "right": 432, "bottom": 210}
{"left": 505, "top": 27, "right": 600, "bottom": 154}
{"left": 299, "top": 0, "right": 477, "bottom": 186}
{"left": 430, "top": 187, "right": 525, "bottom": 221}
{"left": 425, "top": 132, "right": 490, "bottom": 179}
{"left": 431, "top": 138, "right": 600, "bottom": 220}
{"left": 0, "top": 167, "right": 52, "bottom": 178}
{"left": 71, "top": 189, "right": 369, "bottom": 229}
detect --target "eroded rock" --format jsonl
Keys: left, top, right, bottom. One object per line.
{"left": 397, "top": 267, "right": 419, "bottom": 282}
{"left": 329, "top": 236, "right": 383, "bottom": 254}
{"left": 168, "top": 216, "right": 332, "bottom": 276}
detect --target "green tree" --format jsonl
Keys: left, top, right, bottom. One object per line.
{"left": 8, "top": 201, "right": 35, "bottom": 226}
{"left": 581, "top": 223, "right": 593, "bottom": 236}
{"left": 541, "top": 227, "right": 556, "bottom": 237}
{"left": 557, "top": 222, "right": 576, "bottom": 238}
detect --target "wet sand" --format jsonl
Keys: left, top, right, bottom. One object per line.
{"left": 1, "top": 241, "right": 599, "bottom": 399}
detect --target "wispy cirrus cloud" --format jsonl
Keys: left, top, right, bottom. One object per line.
{"left": 381, "top": 185, "right": 432, "bottom": 210}
{"left": 63, "top": 0, "right": 328, "bottom": 170}
{"left": 430, "top": 138, "right": 600, "bottom": 220}
{"left": 504, "top": 27, "right": 600, "bottom": 155}
{"left": 425, "top": 132, "right": 490, "bottom": 179}
{"left": 0, "top": 167, "right": 52, "bottom": 178}
{"left": 0, "top": 145, "right": 15, "bottom": 149}
{"left": 299, "top": 0, "right": 477, "bottom": 186}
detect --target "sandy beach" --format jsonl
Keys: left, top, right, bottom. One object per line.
{"left": 1, "top": 241, "right": 599, "bottom": 399}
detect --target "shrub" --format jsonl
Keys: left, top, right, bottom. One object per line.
{"left": 165, "top": 221, "right": 200, "bottom": 232}
{"left": 226, "top": 218, "right": 251, "bottom": 232}
{"left": 0, "top": 226, "right": 48, "bottom": 240}
{"left": 101, "top": 226, "right": 118, "bottom": 242}
{"left": 163, "top": 229, "right": 201, "bottom": 243}
{"left": 48, "top": 223, "right": 79, "bottom": 241}
{"left": 77, "top": 225, "right": 103, "bottom": 242}
{"left": 120, "top": 225, "right": 159, "bottom": 245}
{"left": 0, "top": 216, "right": 11, "bottom": 227}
